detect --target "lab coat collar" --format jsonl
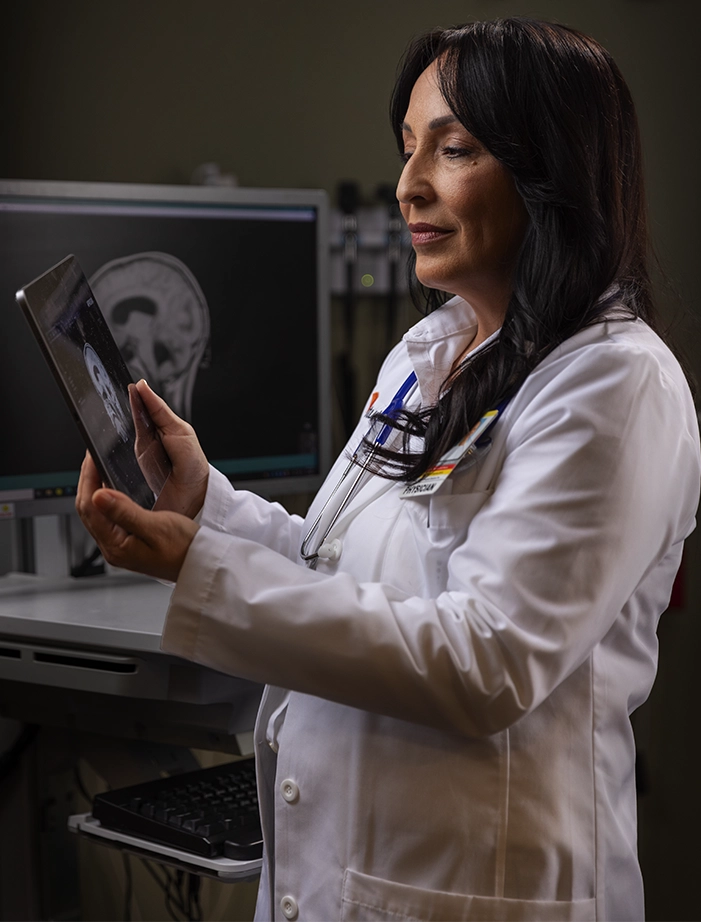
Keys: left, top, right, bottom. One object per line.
{"left": 403, "top": 296, "right": 500, "bottom": 407}
{"left": 320, "top": 298, "right": 500, "bottom": 543}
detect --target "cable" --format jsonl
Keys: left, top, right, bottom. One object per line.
{"left": 139, "top": 856, "right": 169, "bottom": 891}
{"left": 187, "top": 872, "right": 202, "bottom": 922}
{"left": 139, "top": 859, "right": 186, "bottom": 921}
{"left": 122, "top": 853, "right": 132, "bottom": 922}
{"left": 165, "top": 868, "right": 187, "bottom": 921}
{"left": 70, "top": 545, "right": 105, "bottom": 578}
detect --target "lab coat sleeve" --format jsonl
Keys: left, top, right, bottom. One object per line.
{"left": 198, "top": 463, "right": 305, "bottom": 561}
{"left": 162, "top": 340, "right": 700, "bottom": 737}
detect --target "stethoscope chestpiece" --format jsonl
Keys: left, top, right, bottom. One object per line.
{"left": 316, "top": 538, "right": 343, "bottom": 562}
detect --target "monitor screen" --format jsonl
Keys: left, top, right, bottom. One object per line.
{"left": 0, "top": 180, "right": 330, "bottom": 518}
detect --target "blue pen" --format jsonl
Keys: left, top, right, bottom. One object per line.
{"left": 370, "top": 371, "right": 418, "bottom": 449}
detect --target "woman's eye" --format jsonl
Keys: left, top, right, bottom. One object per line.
{"left": 441, "top": 146, "right": 472, "bottom": 159}
{"left": 399, "top": 145, "right": 471, "bottom": 165}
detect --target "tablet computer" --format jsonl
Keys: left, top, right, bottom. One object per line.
{"left": 16, "top": 254, "right": 171, "bottom": 509}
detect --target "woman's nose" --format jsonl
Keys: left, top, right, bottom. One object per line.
{"left": 396, "top": 153, "right": 433, "bottom": 205}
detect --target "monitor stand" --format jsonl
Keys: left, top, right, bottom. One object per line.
{"left": 1, "top": 511, "right": 101, "bottom": 578}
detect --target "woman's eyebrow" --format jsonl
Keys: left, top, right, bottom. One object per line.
{"left": 401, "top": 114, "right": 460, "bottom": 134}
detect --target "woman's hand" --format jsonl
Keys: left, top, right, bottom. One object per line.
{"left": 76, "top": 452, "right": 199, "bottom": 582}
{"left": 132, "top": 379, "right": 209, "bottom": 518}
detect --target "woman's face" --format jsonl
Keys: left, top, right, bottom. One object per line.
{"left": 397, "top": 62, "right": 527, "bottom": 319}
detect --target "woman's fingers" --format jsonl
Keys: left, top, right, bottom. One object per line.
{"left": 135, "top": 379, "right": 190, "bottom": 436}
{"left": 76, "top": 451, "right": 102, "bottom": 512}
{"left": 132, "top": 380, "right": 209, "bottom": 517}
{"left": 81, "top": 384, "right": 209, "bottom": 523}
{"left": 75, "top": 449, "right": 198, "bottom": 580}
{"left": 78, "top": 449, "right": 97, "bottom": 485}
{"left": 86, "top": 488, "right": 199, "bottom": 581}
{"left": 76, "top": 469, "right": 127, "bottom": 550}
{"left": 92, "top": 489, "right": 151, "bottom": 541}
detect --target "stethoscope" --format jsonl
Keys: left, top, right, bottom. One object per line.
{"left": 300, "top": 371, "right": 418, "bottom": 568}
{"left": 300, "top": 368, "right": 513, "bottom": 568}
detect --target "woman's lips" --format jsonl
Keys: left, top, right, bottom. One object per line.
{"left": 408, "top": 223, "right": 453, "bottom": 245}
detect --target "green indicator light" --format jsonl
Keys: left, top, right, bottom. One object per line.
{"left": 361, "top": 274, "right": 375, "bottom": 288}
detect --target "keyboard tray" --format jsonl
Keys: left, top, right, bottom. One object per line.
{"left": 68, "top": 814, "right": 262, "bottom": 881}
{"left": 91, "top": 758, "right": 262, "bottom": 861}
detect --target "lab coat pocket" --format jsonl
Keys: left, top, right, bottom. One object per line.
{"left": 427, "top": 489, "right": 492, "bottom": 533}
{"left": 341, "top": 868, "right": 596, "bottom": 921}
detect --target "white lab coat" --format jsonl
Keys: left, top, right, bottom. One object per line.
{"left": 161, "top": 295, "right": 700, "bottom": 922}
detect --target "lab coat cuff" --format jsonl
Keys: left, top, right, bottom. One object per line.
{"left": 161, "top": 525, "right": 232, "bottom": 661}
{"left": 199, "top": 464, "right": 237, "bottom": 531}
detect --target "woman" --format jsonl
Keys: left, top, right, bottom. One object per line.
{"left": 77, "top": 18, "right": 700, "bottom": 922}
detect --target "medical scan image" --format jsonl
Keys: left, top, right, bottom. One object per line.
{"left": 83, "top": 342, "right": 131, "bottom": 443}
{"left": 89, "top": 252, "right": 211, "bottom": 421}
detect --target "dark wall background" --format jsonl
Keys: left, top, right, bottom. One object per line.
{"left": 1, "top": 1, "right": 700, "bottom": 919}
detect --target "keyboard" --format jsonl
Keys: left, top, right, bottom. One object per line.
{"left": 92, "top": 758, "right": 262, "bottom": 861}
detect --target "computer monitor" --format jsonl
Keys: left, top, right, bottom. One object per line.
{"left": 0, "top": 180, "right": 330, "bottom": 518}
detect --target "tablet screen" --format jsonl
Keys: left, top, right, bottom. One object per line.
{"left": 16, "top": 254, "right": 171, "bottom": 509}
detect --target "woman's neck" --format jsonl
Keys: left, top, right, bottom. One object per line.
{"left": 450, "top": 320, "right": 500, "bottom": 374}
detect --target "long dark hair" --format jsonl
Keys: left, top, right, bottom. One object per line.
{"left": 369, "top": 18, "right": 657, "bottom": 481}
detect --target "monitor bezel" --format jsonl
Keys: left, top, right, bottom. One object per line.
{"left": 0, "top": 178, "right": 331, "bottom": 517}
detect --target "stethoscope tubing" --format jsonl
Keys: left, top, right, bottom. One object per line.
{"left": 300, "top": 372, "right": 418, "bottom": 567}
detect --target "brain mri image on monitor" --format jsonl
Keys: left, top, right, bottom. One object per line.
{"left": 83, "top": 342, "right": 131, "bottom": 443}
{"left": 0, "top": 181, "right": 327, "bottom": 514}
{"left": 89, "top": 252, "right": 210, "bottom": 421}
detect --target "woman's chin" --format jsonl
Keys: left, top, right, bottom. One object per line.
{"left": 414, "top": 270, "right": 450, "bottom": 293}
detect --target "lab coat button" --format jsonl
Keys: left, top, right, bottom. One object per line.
{"left": 280, "top": 895, "right": 298, "bottom": 919}
{"left": 280, "top": 779, "right": 299, "bottom": 803}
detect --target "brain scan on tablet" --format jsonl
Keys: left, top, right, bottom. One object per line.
{"left": 16, "top": 254, "right": 172, "bottom": 509}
